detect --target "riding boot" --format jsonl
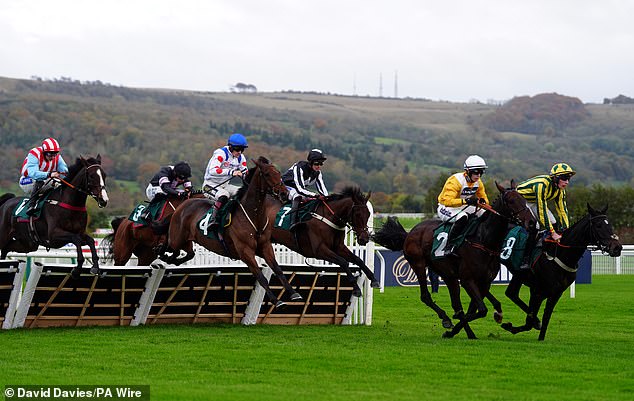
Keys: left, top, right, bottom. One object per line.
{"left": 289, "top": 196, "right": 303, "bottom": 231}
{"left": 26, "top": 181, "right": 45, "bottom": 216}
{"left": 519, "top": 230, "right": 538, "bottom": 269}
{"left": 444, "top": 215, "right": 468, "bottom": 256}
{"left": 209, "top": 196, "right": 227, "bottom": 228}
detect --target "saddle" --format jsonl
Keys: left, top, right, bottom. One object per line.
{"left": 128, "top": 198, "right": 170, "bottom": 227}
{"left": 197, "top": 197, "right": 239, "bottom": 239}
{"left": 274, "top": 199, "right": 320, "bottom": 230}
{"left": 14, "top": 194, "right": 51, "bottom": 221}
{"left": 430, "top": 217, "right": 481, "bottom": 260}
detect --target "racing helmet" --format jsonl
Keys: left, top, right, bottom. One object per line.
{"left": 227, "top": 133, "right": 248, "bottom": 148}
{"left": 463, "top": 155, "right": 487, "bottom": 172}
{"left": 173, "top": 161, "right": 192, "bottom": 179}
{"left": 550, "top": 162, "right": 576, "bottom": 178}
{"left": 42, "top": 138, "right": 61, "bottom": 153}
{"left": 307, "top": 149, "right": 327, "bottom": 163}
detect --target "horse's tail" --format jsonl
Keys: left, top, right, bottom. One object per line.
{"left": 0, "top": 193, "right": 16, "bottom": 207}
{"left": 372, "top": 216, "right": 408, "bottom": 251}
{"left": 102, "top": 217, "right": 125, "bottom": 261}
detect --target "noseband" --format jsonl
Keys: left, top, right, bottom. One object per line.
{"left": 59, "top": 164, "right": 105, "bottom": 202}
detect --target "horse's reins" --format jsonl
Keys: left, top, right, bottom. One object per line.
{"left": 543, "top": 214, "right": 613, "bottom": 272}
{"left": 56, "top": 164, "right": 104, "bottom": 199}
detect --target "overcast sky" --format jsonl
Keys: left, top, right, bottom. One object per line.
{"left": 1, "top": 0, "right": 632, "bottom": 103}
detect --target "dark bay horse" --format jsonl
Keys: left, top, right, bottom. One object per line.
{"left": 373, "top": 181, "right": 535, "bottom": 339}
{"left": 159, "top": 157, "right": 302, "bottom": 308}
{"left": 269, "top": 186, "right": 380, "bottom": 297}
{"left": 501, "top": 204, "right": 622, "bottom": 340}
{"left": 103, "top": 190, "right": 205, "bottom": 266}
{"left": 0, "top": 156, "right": 109, "bottom": 278}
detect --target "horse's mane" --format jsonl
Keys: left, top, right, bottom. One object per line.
{"left": 326, "top": 185, "right": 365, "bottom": 203}
{"left": 66, "top": 156, "right": 101, "bottom": 181}
{"left": 235, "top": 157, "right": 271, "bottom": 199}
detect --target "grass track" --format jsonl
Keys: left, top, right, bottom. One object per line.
{"left": 1, "top": 276, "right": 633, "bottom": 401}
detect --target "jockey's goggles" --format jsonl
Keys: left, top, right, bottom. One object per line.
{"left": 312, "top": 161, "right": 324, "bottom": 166}
{"left": 177, "top": 175, "right": 189, "bottom": 180}
{"left": 231, "top": 146, "right": 245, "bottom": 152}
{"left": 469, "top": 169, "right": 484, "bottom": 176}
{"left": 558, "top": 174, "right": 573, "bottom": 181}
{"left": 44, "top": 151, "right": 59, "bottom": 157}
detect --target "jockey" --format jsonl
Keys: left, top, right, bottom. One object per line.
{"left": 143, "top": 161, "right": 192, "bottom": 220}
{"left": 19, "top": 137, "right": 69, "bottom": 216}
{"left": 517, "top": 162, "right": 575, "bottom": 241}
{"left": 437, "top": 155, "right": 490, "bottom": 256}
{"left": 202, "top": 133, "right": 249, "bottom": 228}
{"left": 516, "top": 162, "right": 575, "bottom": 269}
{"left": 282, "top": 149, "right": 329, "bottom": 230}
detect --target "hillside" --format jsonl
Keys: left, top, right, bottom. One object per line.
{"left": 2, "top": 76, "right": 634, "bottom": 219}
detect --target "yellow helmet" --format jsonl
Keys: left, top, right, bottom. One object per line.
{"left": 550, "top": 163, "right": 576, "bottom": 177}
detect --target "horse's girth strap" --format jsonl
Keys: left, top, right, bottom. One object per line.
{"left": 310, "top": 212, "right": 345, "bottom": 231}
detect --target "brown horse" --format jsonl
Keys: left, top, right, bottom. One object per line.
{"left": 103, "top": 190, "right": 205, "bottom": 266}
{"left": 501, "top": 204, "right": 622, "bottom": 340}
{"left": 373, "top": 181, "right": 535, "bottom": 339}
{"left": 0, "top": 156, "right": 109, "bottom": 278}
{"left": 268, "top": 186, "right": 380, "bottom": 297}
{"left": 158, "top": 157, "right": 302, "bottom": 308}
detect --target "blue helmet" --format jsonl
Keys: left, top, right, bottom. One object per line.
{"left": 227, "top": 133, "right": 248, "bottom": 148}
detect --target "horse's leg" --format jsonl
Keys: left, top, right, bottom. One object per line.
{"left": 501, "top": 289, "right": 545, "bottom": 335}
{"left": 504, "top": 275, "right": 541, "bottom": 329}
{"left": 241, "top": 250, "right": 284, "bottom": 308}
{"left": 317, "top": 247, "right": 363, "bottom": 297}
{"left": 538, "top": 292, "right": 563, "bottom": 341}
{"left": 485, "top": 292, "right": 504, "bottom": 324}
{"left": 66, "top": 234, "right": 86, "bottom": 279}
{"left": 172, "top": 241, "right": 195, "bottom": 265}
{"left": 446, "top": 280, "right": 487, "bottom": 339}
{"left": 337, "top": 245, "right": 380, "bottom": 288}
{"left": 442, "top": 277, "right": 470, "bottom": 338}
{"left": 407, "top": 257, "right": 453, "bottom": 329}
{"left": 260, "top": 244, "right": 302, "bottom": 301}
{"left": 81, "top": 233, "right": 100, "bottom": 275}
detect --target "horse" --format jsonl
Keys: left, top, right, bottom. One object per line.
{"left": 158, "top": 157, "right": 303, "bottom": 308}
{"left": 0, "top": 156, "right": 109, "bottom": 278}
{"left": 268, "top": 186, "right": 380, "bottom": 297}
{"left": 501, "top": 204, "right": 622, "bottom": 341}
{"left": 373, "top": 181, "right": 535, "bottom": 339}
{"left": 103, "top": 190, "right": 205, "bottom": 266}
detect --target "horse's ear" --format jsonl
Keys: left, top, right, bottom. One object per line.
{"left": 600, "top": 203, "right": 608, "bottom": 214}
{"left": 510, "top": 179, "right": 516, "bottom": 189}
{"left": 96, "top": 154, "right": 102, "bottom": 164}
{"left": 79, "top": 155, "right": 87, "bottom": 166}
{"left": 365, "top": 190, "right": 372, "bottom": 202}
{"left": 495, "top": 181, "right": 505, "bottom": 193}
{"left": 587, "top": 203, "right": 596, "bottom": 215}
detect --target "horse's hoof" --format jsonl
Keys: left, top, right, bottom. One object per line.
{"left": 290, "top": 293, "right": 303, "bottom": 301}
{"left": 533, "top": 320, "right": 542, "bottom": 330}
{"left": 370, "top": 280, "right": 380, "bottom": 288}
{"left": 442, "top": 331, "right": 454, "bottom": 339}
{"left": 352, "top": 289, "right": 362, "bottom": 298}
{"left": 90, "top": 266, "right": 100, "bottom": 275}
{"left": 442, "top": 319, "right": 454, "bottom": 329}
{"left": 494, "top": 311, "right": 503, "bottom": 324}
{"left": 275, "top": 301, "right": 287, "bottom": 309}
{"left": 500, "top": 322, "right": 513, "bottom": 332}
{"left": 70, "top": 268, "right": 81, "bottom": 280}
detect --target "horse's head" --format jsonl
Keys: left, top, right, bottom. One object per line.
{"left": 252, "top": 157, "right": 289, "bottom": 202}
{"left": 348, "top": 189, "right": 372, "bottom": 245}
{"left": 587, "top": 204, "right": 622, "bottom": 257}
{"left": 82, "top": 155, "right": 109, "bottom": 208}
{"left": 495, "top": 180, "right": 536, "bottom": 231}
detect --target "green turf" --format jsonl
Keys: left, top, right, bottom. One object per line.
{"left": 1, "top": 276, "right": 633, "bottom": 401}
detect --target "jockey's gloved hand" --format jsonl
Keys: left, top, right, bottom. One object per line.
{"left": 465, "top": 197, "right": 478, "bottom": 206}
{"left": 478, "top": 198, "right": 486, "bottom": 204}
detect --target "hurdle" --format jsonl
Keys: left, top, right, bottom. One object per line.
{"left": 1, "top": 260, "right": 24, "bottom": 329}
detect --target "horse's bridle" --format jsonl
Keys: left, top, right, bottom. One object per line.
{"left": 317, "top": 198, "right": 369, "bottom": 238}
{"left": 57, "top": 164, "right": 106, "bottom": 202}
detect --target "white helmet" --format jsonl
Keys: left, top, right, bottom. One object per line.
{"left": 463, "top": 155, "right": 487, "bottom": 171}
